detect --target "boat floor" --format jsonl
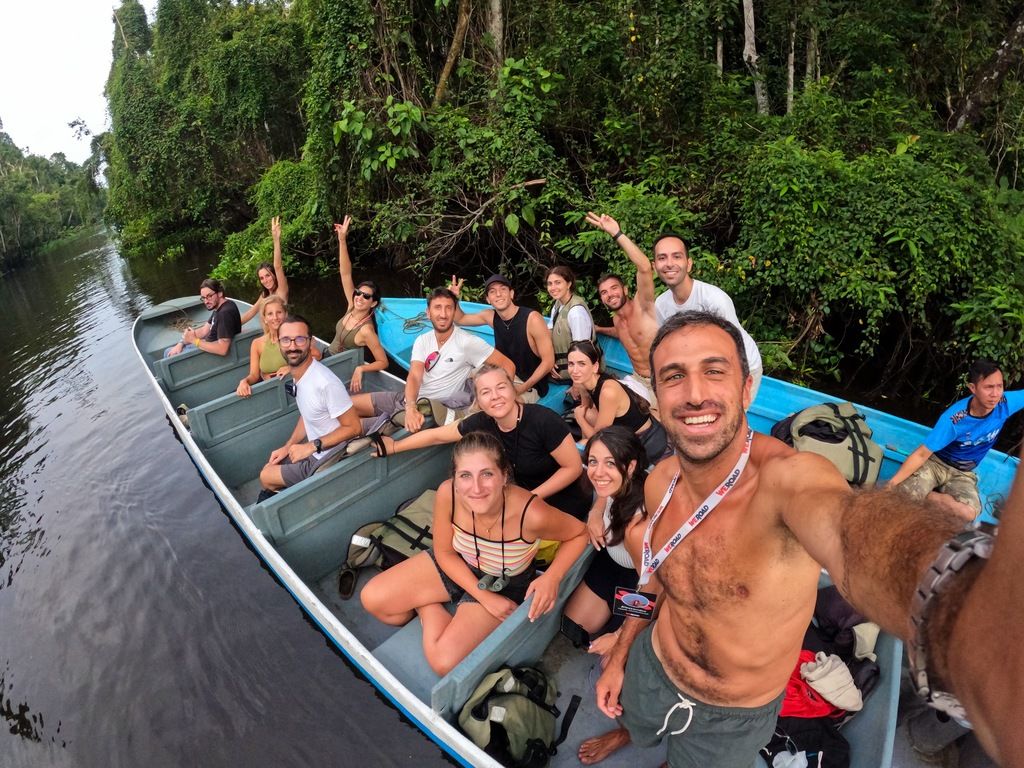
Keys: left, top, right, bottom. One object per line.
{"left": 307, "top": 560, "right": 952, "bottom": 768}
{"left": 310, "top": 563, "right": 668, "bottom": 766}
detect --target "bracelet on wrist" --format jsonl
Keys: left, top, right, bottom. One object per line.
{"left": 612, "top": 230, "right": 624, "bottom": 242}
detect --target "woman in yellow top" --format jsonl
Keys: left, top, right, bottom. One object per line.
{"left": 327, "top": 216, "right": 388, "bottom": 393}
{"left": 240, "top": 216, "right": 290, "bottom": 326}
{"left": 236, "top": 295, "right": 319, "bottom": 396}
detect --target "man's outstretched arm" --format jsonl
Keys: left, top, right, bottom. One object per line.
{"left": 779, "top": 450, "right": 1021, "bottom": 764}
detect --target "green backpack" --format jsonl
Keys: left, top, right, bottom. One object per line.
{"left": 336, "top": 489, "right": 436, "bottom": 599}
{"left": 459, "top": 665, "right": 580, "bottom": 768}
{"left": 789, "top": 402, "right": 883, "bottom": 486}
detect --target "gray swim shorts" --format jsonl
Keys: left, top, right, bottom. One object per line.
{"left": 619, "top": 624, "right": 783, "bottom": 768}
{"left": 278, "top": 449, "right": 340, "bottom": 487}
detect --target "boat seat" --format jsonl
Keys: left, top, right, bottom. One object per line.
{"left": 372, "top": 547, "right": 595, "bottom": 721}
{"left": 188, "top": 349, "right": 362, "bottom": 449}
{"left": 151, "top": 328, "right": 262, "bottom": 407}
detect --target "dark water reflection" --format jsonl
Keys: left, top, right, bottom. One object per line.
{"left": 0, "top": 231, "right": 449, "bottom": 767}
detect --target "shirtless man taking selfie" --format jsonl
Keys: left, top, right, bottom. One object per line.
{"left": 579, "top": 310, "right": 1024, "bottom": 767}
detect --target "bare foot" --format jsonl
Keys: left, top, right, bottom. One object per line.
{"left": 578, "top": 727, "right": 631, "bottom": 764}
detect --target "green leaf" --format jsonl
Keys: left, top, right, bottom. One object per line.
{"left": 505, "top": 213, "right": 520, "bottom": 235}
{"left": 521, "top": 206, "right": 536, "bottom": 227}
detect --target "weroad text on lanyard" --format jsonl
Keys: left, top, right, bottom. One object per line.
{"left": 638, "top": 428, "right": 754, "bottom": 588}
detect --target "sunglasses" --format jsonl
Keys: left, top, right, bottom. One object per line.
{"left": 353, "top": 289, "right": 375, "bottom": 300}
{"left": 279, "top": 335, "right": 310, "bottom": 346}
{"left": 424, "top": 350, "right": 441, "bottom": 372}
{"left": 285, "top": 381, "right": 297, "bottom": 397}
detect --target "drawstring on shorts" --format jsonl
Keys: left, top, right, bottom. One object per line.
{"left": 657, "top": 693, "right": 695, "bottom": 736}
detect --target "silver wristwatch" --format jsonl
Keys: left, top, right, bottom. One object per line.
{"left": 908, "top": 529, "right": 994, "bottom": 724}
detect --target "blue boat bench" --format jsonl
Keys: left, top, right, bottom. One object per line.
{"left": 151, "top": 328, "right": 263, "bottom": 408}
{"left": 186, "top": 349, "right": 366, "bottom": 488}
{"left": 372, "top": 547, "right": 594, "bottom": 721}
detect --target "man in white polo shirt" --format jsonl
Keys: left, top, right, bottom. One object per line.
{"left": 259, "top": 315, "right": 362, "bottom": 491}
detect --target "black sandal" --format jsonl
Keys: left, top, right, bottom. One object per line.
{"left": 369, "top": 432, "right": 388, "bottom": 457}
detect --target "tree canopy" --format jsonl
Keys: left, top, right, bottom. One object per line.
{"left": 102, "top": 0, "right": 1024, "bottom": 394}
{"left": 0, "top": 121, "right": 104, "bottom": 273}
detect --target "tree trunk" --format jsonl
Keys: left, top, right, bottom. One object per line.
{"left": 787, "top": 15, "right": 796, "bottom": 113}
{"left": 950, "top": 8, "right": 1024, "bottom": 131}
{"left": 742, "top": 0, "right": 769, "bottom": 114}
{"left": 805, "top": 23, "right": 818, "bottom": 88}
{"left": 489, "top": 0, "right": 503, "bottom": 70}
{"left": 433, "top": 0, "right": 473, "bottom": 108}
{"left": 716, "top": 20, "right": 724, "bottom": 77}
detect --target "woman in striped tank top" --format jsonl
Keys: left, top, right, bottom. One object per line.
{"left": 361, "top": 431, "right": 587, "bottom": 676}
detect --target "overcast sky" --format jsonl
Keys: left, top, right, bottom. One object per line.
{"left": 0, "top": 1, "right": 157, "bottom": 164}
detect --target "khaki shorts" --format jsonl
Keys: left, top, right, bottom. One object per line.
{"left": 899, "top": 454, "right": 981, "bottom": 513}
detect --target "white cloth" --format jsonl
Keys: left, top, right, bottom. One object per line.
{"left": 655, "top": 280, "right": 763, "bottom": 373}
{"left": 602, "top": 497, "right": 639, "bottom": 569}
{"left": 853, "top": 622, "right": 880, "bottom": 662}
{"left": 799, "top": 651, "right": 863, "bottom": 712}
{"left": 294, "top": 359, "right": 354, "bottom": 460}
{"left": 411, "top": 327, "right": 494, "bottom": 401}
{"left": 547, "top": 304, "right": 594, "bottom": 341}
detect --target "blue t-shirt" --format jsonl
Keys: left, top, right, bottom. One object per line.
{"left": 925, "top": 390, "right": 1024, "bottom": 470}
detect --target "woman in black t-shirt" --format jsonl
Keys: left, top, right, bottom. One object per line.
{"left": 374, "top": 364, "right": 590, "bottom": 519}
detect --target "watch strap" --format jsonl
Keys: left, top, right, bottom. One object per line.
{"left": 908, "top": 529, "right": 993, "bottom": 724}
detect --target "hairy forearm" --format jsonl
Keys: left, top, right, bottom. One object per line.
{"left": 834, "top": 489, "right": 963, "bottom": 640}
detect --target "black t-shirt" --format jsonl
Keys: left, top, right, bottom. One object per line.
{"left": 459, "top": 404, "right": 590, "bottom": 519}
{"left": 205, "top": 300, "right": 242, "bottom": 343}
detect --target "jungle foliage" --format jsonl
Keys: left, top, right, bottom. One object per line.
{"left": 102, "top": 0, "right": 1024, "bottom": 394}
{"left": 0, "top": 123, "right": 105, "bottom": 273}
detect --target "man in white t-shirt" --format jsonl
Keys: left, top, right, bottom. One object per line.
{"left": 354, "top": 288, "right": 515, "bottom": 433}
{"left": 259, "top": 315, "right": 362, "bottom": 491}
{"left": 652, "top": 233, "right": 764, "bottom": 401}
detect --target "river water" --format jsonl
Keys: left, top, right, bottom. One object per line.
{"left": 0, "top": 231, "right": 450, "bottom": 767}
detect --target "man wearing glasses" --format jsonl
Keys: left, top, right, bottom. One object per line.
{"left": 166, "top": 278, "right": 242, "bottom": 357}
{"left": 259, "top": 315, "right": 362, "bottom": 491}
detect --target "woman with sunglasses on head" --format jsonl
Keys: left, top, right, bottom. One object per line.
{"left": 373, "top": 363, "right": 592, "bottom": 520}
{"left": 567, "top": 340, "right": 670, "bottom": 466}
{"left": 545, "top": 265, "right": 596, "bottom": 380}
{"left": 561, "top": 427, "right": 647, "bottom": 654}
{"left": 240, "top": 216, "right": 290, "bottom": 326}
{"left": 326, "top": 216, "right": 388, "bottom": 393}
{"left": 361, "top": 431, "right": 587, "bottom": 675}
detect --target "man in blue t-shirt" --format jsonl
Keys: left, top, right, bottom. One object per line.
{"left": 889, "top": 359, "right": 1024, "bottom": 519}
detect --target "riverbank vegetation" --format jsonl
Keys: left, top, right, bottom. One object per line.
{"left": 0, "top": 123, "right": 105, "bottom": 273}
{"left": 102, "top": 0, "right": 1024, "bottom": 395}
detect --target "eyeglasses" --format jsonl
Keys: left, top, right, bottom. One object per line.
{"left": 200, "top": 292, "right": 216, "bottom": 300}
{"left": 353, "top": 289, "right": 374, "bottom": 300}
{"left": 279, "top": 336, "right": 310, "bottom": 346}
{"left": 424, "top": 350, "right": 440, "bottom": 372}
{"left": 285, "top": 382, "right": 297, "bottom": 397}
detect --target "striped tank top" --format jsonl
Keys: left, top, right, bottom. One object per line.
{"left": 451, "top": 493, "right": 540, "bottom": 577}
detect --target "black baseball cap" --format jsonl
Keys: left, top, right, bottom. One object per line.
{"left": 483, "top": 274, "right": 512, "bottom": 291}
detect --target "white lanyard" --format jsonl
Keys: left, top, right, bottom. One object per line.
{"left": 638, "top": 429, "right": 753, "bottom": 587}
